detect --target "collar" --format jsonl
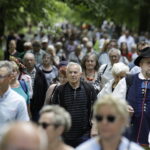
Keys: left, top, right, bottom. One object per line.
{"left": 25, "top": 68, "right": 36, "bottom": 74}
{"left": 0, "top": 87, "right": 11, "bottom": 100}
{"left": 139, "top": 72, "right": 150, "bottom": 80}
{"left": 68, "top": 81, "right": 82, "bottom": 90}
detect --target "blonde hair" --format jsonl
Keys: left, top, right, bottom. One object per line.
{"left": 11, "top": 61, "right": 19, "bottom": 71}
{"left": 93, "top": 94, "right": 129, "bottom": 125}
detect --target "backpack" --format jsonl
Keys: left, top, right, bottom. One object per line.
{"left": 19, "top": 80, "right": 28, "bottom": 95}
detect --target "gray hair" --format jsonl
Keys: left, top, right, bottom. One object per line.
{"left": 40, "top": 105, "right": 72, "bottom": 132}
{"left": 0, "top": 61, "right": 13, "bottom": 75}
{"left": 108, "top": 48, "right": 121, "bottom": 56}
{"left": 0, "top": 122, "right": 48, "bottom": 150}
{"left": 66, "top": 62, "right": 82, "bottom": 73}
{"left": 94, "top": 94, "right": 129, "bottom": 126}
{"left": 23, "top": 52, "right": 35, "bottom": 61}
{"left": 112, "top": 62, "right": 129, "bottom": 76}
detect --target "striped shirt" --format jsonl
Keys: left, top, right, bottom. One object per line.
{"left": 52, "top": 82, "right": 96, "bottom": 140}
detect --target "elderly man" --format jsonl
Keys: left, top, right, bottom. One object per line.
{"left": 23, "top": 53, "right": 48, "bottom": 122}
{"left": 27, "top": 40, "right": 47, "bottom": 66}
{"left": 0, "top": 61, "right": 29, "bottom": 128}
{"left": 99, "top": 48, "right": 121, "bottom": 88}
{"left": 114, "top": 47, "right": 150, "bottom": 147}
{"left": 0, "top": 122, "right": 48, "bottom": 150}
{"left": 52, "top": 62, "right": 97, "bottom": 147}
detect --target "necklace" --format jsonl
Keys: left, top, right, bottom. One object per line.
{"left": 85, "top": 71, "right": 96, "bottom": 81}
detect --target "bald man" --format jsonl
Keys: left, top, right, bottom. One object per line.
{"left": 0, "top": 122, "right": 48, "bottom": 150}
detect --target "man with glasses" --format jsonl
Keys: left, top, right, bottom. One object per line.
{"left": 0, "top": 61, "right": 29, "bottom": 129}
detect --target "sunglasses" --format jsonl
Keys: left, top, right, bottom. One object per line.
{"left": 38, "top": 122, "right": 56, "bottom": 129}
{"left": 95, "top": 115, "right": 117, "bottom": 123}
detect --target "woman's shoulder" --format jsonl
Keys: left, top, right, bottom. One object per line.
{"left": 121, "top": 137, "right": 144, "bottom": 150}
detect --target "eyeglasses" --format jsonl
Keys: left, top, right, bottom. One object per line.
{"left": 95, "top": 115, "right": 117, "bottom": 123}
{"left": 38, "top": 122, "right": 55, "bottom": 129}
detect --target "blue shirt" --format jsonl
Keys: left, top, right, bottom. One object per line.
{"left": 0, "top": 87, "right": 29, "bottom": 128}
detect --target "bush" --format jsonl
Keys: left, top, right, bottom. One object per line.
{"left": 0, "top": 50, "right": 4, "bottom": 60}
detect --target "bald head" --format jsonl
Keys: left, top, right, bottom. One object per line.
{"left": 0, "top": 122, "right": 48, "bottom": 150}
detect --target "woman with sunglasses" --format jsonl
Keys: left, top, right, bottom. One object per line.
{"left": 76, "top": 94, "right": 144, "bottom": 150}
{"left": 38, "top": 105, "right": 74, "bottom": 150}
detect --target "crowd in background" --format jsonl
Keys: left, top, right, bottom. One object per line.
{"left": 0, "top": 21, "right": 150, "bottom": 150}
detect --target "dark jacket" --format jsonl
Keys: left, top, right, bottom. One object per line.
{"left": 30, "top": 67, "right": 48, "bottom": 121}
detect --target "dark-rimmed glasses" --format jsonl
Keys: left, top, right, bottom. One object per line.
{"left": 95, "top": 115, "right": 117, "bottom": 123}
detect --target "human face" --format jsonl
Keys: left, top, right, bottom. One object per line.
{"left": 67, "top": 65, "right": 82, "bottom": 85}
{"left": 24, "top": 56, "right": 35, "bottom": 70}
{"left": 85, "top": 55, "right": 96, "bottom": 70}
{"left": 109, "top": 52, "right": 120, "bottom": 65}
{"left": 58, "top": 74, "right": 67, "bottom": 84}
{"left": 11, "top": 68, "right": 18, "bottom": 81}
{"left": 95, "top": 105, "right": 124, "bottom": 140}
{"left": 42, "top": 55, "right": 51, "bottom": 66}
{"left": 140, "top": 58, "right": 150, "bottom": 78}
{"left": 9, "top": 41, "right": 16, "bottom": 51}
{"left": 39, "top": 113, "right": 60, "bottom": 142}
{"left": 0, "top": 67, "right": 11, "bottom": 90}
{"left": 114, "top": 72, "right": 127, "bottom": 84}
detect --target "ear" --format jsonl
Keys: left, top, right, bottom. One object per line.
{"left": 56, "top": 126, "right": 65, "bottom": 136}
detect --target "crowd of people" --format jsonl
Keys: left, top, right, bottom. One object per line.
{"left": 0, "top": 22, "right": 150, "bottom": 150}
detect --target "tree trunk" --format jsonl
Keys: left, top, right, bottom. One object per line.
{"left": 138, "top": 0, "right": 150, "bottom": 33}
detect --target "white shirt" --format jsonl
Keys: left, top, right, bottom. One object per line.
{"left": 118, "top": 35, "right": 135, "bottom": 52}
{"left": 0, "top": 87, "right": 29, "bottom": 128}
{"left": 76, "top": 137, "right": 144, "bottom": 150}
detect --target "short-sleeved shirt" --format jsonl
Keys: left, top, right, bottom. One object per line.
{"left": 0, "top": 87, "right": 29, "bottom": 128}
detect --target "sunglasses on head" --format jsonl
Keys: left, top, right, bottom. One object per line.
{"left": 38, "top": 122, "right": 56, "bottom": 129}
{"left": 95, "top": 115, "right": 117, "bottom": 123}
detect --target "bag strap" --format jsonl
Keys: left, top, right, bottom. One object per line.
{"left": 19, "top": 80, "right": 28, "bottom": 94}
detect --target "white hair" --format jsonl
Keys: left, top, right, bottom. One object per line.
{"left": 66, "top": 62, "right": 82, "bottom": 73}
{"left": 108, "top": 48, "right": 121, "bottom": 56}
{"left": 112, "top": 62, "right": 129, "bottom": 76}
{"left": 23, "top": 52, "right": 35, "bottom": 61}
{"left": 0, "top": 61, "right": 13, "bottom": 75}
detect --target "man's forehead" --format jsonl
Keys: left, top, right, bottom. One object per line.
{"left": 110, "top": 52, "right": 119, "bottom": 56}
{"left": 67, "top": 65, "right": 80, "bottom": 71}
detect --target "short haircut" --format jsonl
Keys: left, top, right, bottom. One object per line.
{"left": 23, "top": 52, "right": 35, "bottom": 62}
{"left": 32, "top": 41, "right": 41, "bottom": 48}
{"left": 40, "top": 105, "right": 72, "bottom": 132}
{"left": 93, "top": 94, "right": 129, "bottom": 125}
{"left": 112, "top": 62, "right": 129, "bottom": 77}
{"left": 108, "top": 48, "right": 121, "bottom": 56}
{"left": 0, "top": 61, "right": 13, "bottom": 75}
{"left": 42, "top": 53, "right": 51, "bottom": 59}
{"left": 66, "top": 62, "right": 82, "bottom": 73}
